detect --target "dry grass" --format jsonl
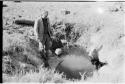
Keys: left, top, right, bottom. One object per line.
{"left": 3, "top": 66, "right": 67, "bottom": 83}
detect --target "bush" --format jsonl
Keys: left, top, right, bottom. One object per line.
{"left": 52, "top": 20, "right": 82, "bottom": 44}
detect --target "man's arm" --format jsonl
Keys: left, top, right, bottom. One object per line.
{"left": 34, "top": 19, "right": 39, "bottom": 39}
{"left": 47, "top": 18, "right": 53, "bottom": 36}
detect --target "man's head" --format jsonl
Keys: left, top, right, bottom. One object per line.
{"left": 41, "top": 10, "right": 48, "bottom": 18}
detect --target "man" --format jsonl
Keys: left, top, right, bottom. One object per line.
{"left": 34, "top": 10, "right": 52, "bottom": 68}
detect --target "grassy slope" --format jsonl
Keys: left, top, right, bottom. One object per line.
{"left": 3, "top": 1, "right": 125, "bottom": 83}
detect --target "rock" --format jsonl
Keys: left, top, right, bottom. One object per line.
{"left": 55, "top": 48, "right": 62, "bottom": 56}
{"left": 3, "top": 4, "right": 8, "bottom": 7}
{"left": 14, "top": 1, "right": 21, "bottom": 3}
{"left": 14, "top": 19, "right": 34, "bottom": 26}
{"left": 61, "top": 9, "right": 70, "bottom": 15}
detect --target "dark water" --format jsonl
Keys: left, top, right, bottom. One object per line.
{"left": 55, "top": 46, "right": 95, "bottom": 80}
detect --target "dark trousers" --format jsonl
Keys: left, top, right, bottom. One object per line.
{"left": 39, "top": 34, "right": 52, "bottom": 68}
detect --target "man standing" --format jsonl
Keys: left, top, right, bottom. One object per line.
{"left": 34, "top": 10, "right": 52, "bottom": 68}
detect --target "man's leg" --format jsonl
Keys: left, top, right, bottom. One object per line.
{"left": 38, "top": 41, "right": 46, "bottom": 59}
{"left": 38, "top": 41, "right": 44, "bottom": 51}
{"left": 38, "top": 40, "right": 50, "bottom": 68}
{"left": 42, "top": 38, "right": 50, "bottom": 68}
{"left": 45, "top": 35, "right": 52, "bottom": 57}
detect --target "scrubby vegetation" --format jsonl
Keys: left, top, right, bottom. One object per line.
{"left": 2, "top": 1, "right": 125, "bottom": 83}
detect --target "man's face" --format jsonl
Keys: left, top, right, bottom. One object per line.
{"left": 41, "top": 11, "right": 48, "bottom": 18}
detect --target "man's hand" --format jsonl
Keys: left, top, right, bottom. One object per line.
{"left": 36, "top": 36, "right": 40, "bottom": 42}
